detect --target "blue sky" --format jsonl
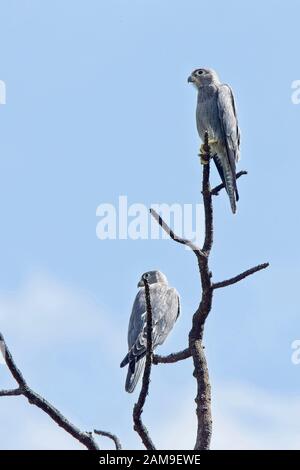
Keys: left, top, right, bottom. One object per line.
{"left": 0, "top": 0, "right": 300, "bottom": 449}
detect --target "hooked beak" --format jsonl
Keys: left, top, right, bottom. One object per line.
{"left": 187, "top": 75, "right": 194, "bottom": 83}
{"left": 137, "top": 279, "right": 144, "bottom": 288}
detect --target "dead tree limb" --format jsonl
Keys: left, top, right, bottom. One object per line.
{"left": 0, "top": 332, "right": 122, "bottom": 450}
{"left": 153, "top": 347, "right": 191, "bottom": 364}
{"left": 94, "top": 429, "right": 122, "bottom": 450}
{"left": 213, "top": 263, "right": 269, "bottom": 289}
{"left": 150, "top": 132, "right": 269, "bottom": 450}
{"left": 189, "top": 134, "right": 213, "bottom": 450}
{"left": 150, "top": 208, "right": 206, "bottom": 257}
{"left": 132, "top": 276, "right": 156, "bottom": 450}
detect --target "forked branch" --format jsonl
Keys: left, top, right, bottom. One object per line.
{"left": 153, "top": 347, "right": 191, "bottom": 364}
{"left": 149, "top": 132, "right": 269, "bottom": 450}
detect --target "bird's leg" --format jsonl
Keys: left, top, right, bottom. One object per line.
{"left": 199, "top": 144, "right": 209, "bottom": 165}
{"left": 198, "top": 139, "right": 218, "bottom": 165}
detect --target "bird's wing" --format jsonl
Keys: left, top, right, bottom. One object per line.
{"left": 155, "top": 287, "right": 180, "bottom": 346}
{"left": 120, "top": 285, "right": 180, "bottom": 367}
{"left": 120, "top": 289, "right": 147, "bottom": 367}
{"left": 215, "top": 84, "right": 241, "bottom": 209}
{"left": 217, "top": 84, "right": 240, "bottom": 171}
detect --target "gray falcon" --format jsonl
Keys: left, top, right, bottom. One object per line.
{"left": 188, "top": 68, "right": 240, "bottom": 213}
{"left": 120, "top": 270, "right": 180, "bottom": 393}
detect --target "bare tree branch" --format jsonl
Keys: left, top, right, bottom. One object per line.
{"left": 0, "top": 331, "right": 121, "bottom": 450}
{"left": 149, "top": 133, "right": 213, "bottom": 450}
{"left": 188, "top": 133, "right": 213, "bottom": 449}
{"left": 132, "top": 277, "right": 156, "bottom": 450}
{"left": 211, "top": 170, "right": 248, "bottom": 196}
{"left": 153, "top": 347, "right": 191, "bottom": 364}
{"left": 213, "top": 262, "right": 269, "bottom": 289}
{"left": 150, "top": 132, "right": 269, "bottom": 450}
{"left": 94, "top": 429, "right": 122, "bottom": 450}
{"left": 0, "top": 388, "right": 22, "bottom": 397}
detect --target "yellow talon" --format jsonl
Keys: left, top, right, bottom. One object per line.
{"left": 198, "top": 139, "right": 218, "bottom": 165}
{"left": 199, "top": 153, "right": 209, "bottom": 165}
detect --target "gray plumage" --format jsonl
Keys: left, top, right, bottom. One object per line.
{"left": 188, "top": 68, "right": 240, "bottom": 213}
{"left": 120, "top": 270, "right": 180, "bottom": 393}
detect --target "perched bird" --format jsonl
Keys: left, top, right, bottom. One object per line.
{"left": 188, "top": 68, "right": 240, "bottom": 213}
{"left": 120, "top": 270, "right": 180, "bottom": 393}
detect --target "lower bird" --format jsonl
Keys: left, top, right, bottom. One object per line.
{"left": 188, "top": 68, "right": 241, "bottom": 214}
{"left": 120, "top": 270, "right": 180, "bottom": 393}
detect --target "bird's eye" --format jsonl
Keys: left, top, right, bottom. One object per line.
{"left": 197, "top": 70, "right": 204, "bottom": 75}
{"left": 144, "top": 273, "right": 149, "bottom": 278}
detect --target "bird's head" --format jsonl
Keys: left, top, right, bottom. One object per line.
{"left": 137, "top": 270, "right": 168, "bottom": 288}
{"left": 187, "top": 68, "right": 220, "bottom": 88}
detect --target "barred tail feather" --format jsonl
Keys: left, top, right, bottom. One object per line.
{"left": 214, "top": 154, "right": 237, "bottom": 214}
{"left": 213, "top": 153, "right": 226, "bottom": 188}
{"left": 125, "top": 356, "right": 146, "bottom": 393}
{"left": 224, "top": 163, "right": 237, "bottom": 214}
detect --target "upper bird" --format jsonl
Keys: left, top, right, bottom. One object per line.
{"left": 188, "top": 68, "right": 240, "bottom": 213}
{"left": 120, "top": 270, "right": 180, "bottom": 393}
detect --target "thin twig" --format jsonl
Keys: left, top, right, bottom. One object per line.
{"left": 132, "top": 277, "right": 156, "bottom": 450}
{"left": 153, "top": 348, "right": 191, "bottom": 364}
{"left": 94, "top": 429, "right": 122, "bottom": 450}
{"left": 211, "top": 170, "right": 248, "bottom": 196}
{"left": 149, "top": 208, "right": 205, "bottom": 258}
{"left": 0, "top": 331, "right": 121, "bottom": 450}
{"left": 213, "top": 263, "right": 269, "bottom": 289}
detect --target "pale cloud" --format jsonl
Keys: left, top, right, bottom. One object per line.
{"left": 0, "top": 272, "right": 123, "bottom": 356}
{"left": 0, "top": 398, "right": 82, "bottom": 450}
{"left": 155, "top": 382, "right": 300, "bottom": 450}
